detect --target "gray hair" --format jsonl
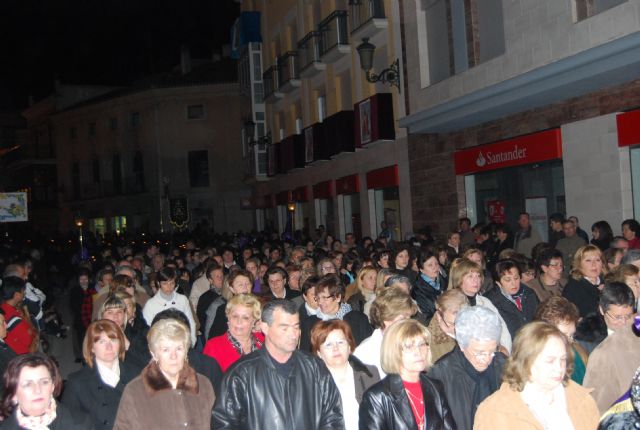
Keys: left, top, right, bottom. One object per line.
{"left": 384, "top": 275, "right": 412, "bottom": 290}
{"left": 621, "top": 249, "right": 640, "bottom": 265}
{"left": 455, "top": 306, "right": 502, "bottom": 348}
{"left": 261, "top": 299, "right": 298, "bottom": 325}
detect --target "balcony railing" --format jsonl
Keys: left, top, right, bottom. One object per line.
{"left": 262, "top": 65, "right": 282, "bottom": 101}
{"left": 277, "top": 51, "right": 300, "bottom": 92}
{"left": 298, "top": 31, "right": 325, "bottom": 77}
{"left": 318, "top": 10, "right": 349, "bottom": 59}
{"left": 350, "top": 0, "right": 386, "bottom": 33}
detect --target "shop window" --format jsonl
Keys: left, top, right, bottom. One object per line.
{"left": 90, "top": 218, "right": 106, "bottom": 236}
{"left": 574, "top": 0, "right": 626, "bottom": 21}
{"left": 188, "top": 150, "right": 210, "bottom": 187}
{"left": 187, "top": 104, "right": 205, "bottom": 119}
{"left": 421, "top": 0, "right": 505, "bottom": 85}
{"left": 111, "top": 216, "right": 127, "bottom": 234}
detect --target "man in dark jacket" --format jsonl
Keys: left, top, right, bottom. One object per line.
{"left": 212, "top": 299, "right": 344, "bottom": 429}
{"left": 429, "top": 306, "right": 506, "bottom": 430}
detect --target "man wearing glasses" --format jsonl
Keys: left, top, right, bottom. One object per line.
{"left": 584, "top": 282, "right": 640, "bottom": 413}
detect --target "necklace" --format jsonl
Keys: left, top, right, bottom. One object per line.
{"left": 405, "top": 388, "right": 425, "bottom": 430}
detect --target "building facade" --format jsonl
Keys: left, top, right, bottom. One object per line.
{"left": 237, "top": 0, "right": 413, "bottom": 241}
{"left": 52, "top": 78, "right": 253, "bottom": 234}
{"left": 400, "top": 0, "right": 640, "bottom": 239}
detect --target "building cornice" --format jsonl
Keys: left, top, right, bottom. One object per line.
{"left": 399, "top": 31, "right": 640, "bottom": 134}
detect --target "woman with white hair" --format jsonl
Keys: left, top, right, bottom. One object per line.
{"left": 113, "top": 318, "right": 215, "bottom": 429}
{"left": 429, "top": 306, "right": 506, "bottom": 430}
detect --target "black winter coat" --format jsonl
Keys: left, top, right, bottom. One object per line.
{"left": 411, "top": 275, "right": 446, "bottom": 323}
{"left": 562, "top": 276, "right": 601, "bottom": 317}
{"left": 429, "top": 347, "right": 506, "bottom": 430}
{"left": 0, "top": 402, "right": 94, "bottom": 430}
{"left": 61, "top": 360, "right": 139, "bottom": 430}
{"left": 299, "top": 310, "right": 373, "bottom": 351}
{"left": 359, "top": 373, "right": 456, "bottom": 430}
{"left": 485, "top": 285, "right": 539, "bottom": 339}
{"left": 349, "top": 355, "right": 381, "bottom": 404}
{"left": 212, "top": 348, "right": 344, "bottom": 429}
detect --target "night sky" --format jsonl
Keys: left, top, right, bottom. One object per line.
{"left": 0, "top": 0, "right": 240, "bottom": 110}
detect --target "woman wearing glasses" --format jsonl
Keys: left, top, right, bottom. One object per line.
{"left": 311, "top": 320, "right": 379, "bottom": 430}
{"left": 429, "top": 306, "right": 506, "bottom": 430}
{"left": 474, "top": 322, "right": 599, "bottom": 429}
{"left": 527, "top": 248, "right": 566, "bottom": 302}
{"left": 359, "top": 319, "right": 455, "bottom": 430}
{"left": 0, "top": 353, "right": 92, "bottom": 429}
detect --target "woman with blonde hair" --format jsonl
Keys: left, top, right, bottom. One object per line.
{"left": 474, "top": 322, "right": 599, "bottom": 429}
{"left": 562, "top": 245, "right": 607, "bottom": 317}
{"left": 606, "top": 264, "right": 640, "bottom": 307}
{"left": 63, "top": 319, "right": 139, "bottom": 430}
{"left": 449, "top": 258, "right": 512, "bottom": 352}
{"left": 346, "top": 266, "right": 378, "bottom": 313}
{"left": 114, "top": 318, "right": 215, "bottom": 429}
{"left": 359, "top": 319, "right": 455, "bottom": 430}
{"left": 203, "top": 294, "right": 264, "bottom": 372}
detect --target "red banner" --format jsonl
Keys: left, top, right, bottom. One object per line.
{"left": 336, "top": 174, "right": 360, "bottom": 195}
{"left": 454, "top": 129, "right": 562, "bottom": 175}
{"left": 617, "top": 110, "right": 640, "bottom": 147}
{"left": 313, "top": 181, "right": 334, "bottom": 199}
{"left": 367, "top": 165, "right": 399, "bottom": 189}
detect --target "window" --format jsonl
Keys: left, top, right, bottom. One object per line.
{"left": 70, "top": 127, "right": 77, "bottom": 139}
{"left": 109, "top": 118, "right": 118, "bottom": 130}
{"left": 254, "top": 83, "right": 264, "bottom": 103}
{"left": 422, "top": 0, "right": 505, "bottom": 85}
{"left": 188, "top": 150, "right": 210, "bottom": 187}
{"left": 88, "top": 122, "right": 96, "bottom": 136}
{"left": 187, "top": 104, "right": 205, "bottom": 119}
{"left": 113, "top": 154, "right": 122, "bottom": 193}
{"left": 133, "top": 151, "right": 145, "bottom": 192}
{"left": 131, "top": 112, "right": 140, "bottom": 128}
{"left": 71, "top": 162, "right": 80, "bottom": 199}
{"left": 574, "top": 0, "right": 626, "bottom": 21}
{"left": 92, "top": 158, "right": 100, "bottom": 183}
{"left": 253, "top": 52, "right": 262, "bottom": 81}
{"left": 317, "top": 95, "right": 326, "bottom": 122}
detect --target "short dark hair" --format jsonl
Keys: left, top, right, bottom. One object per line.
{"left": 536, "top": 248, "right": 564, "bottom": 273}
{"left": 265, "top": 266, "right": 288, "bottom": 283}
{"left": 1, "top": 277, "right": 25, "bottom": 301}
{"left": 301, "top": 275, "right": 320, "bottom": 295}
{"left": 600, "top": 282, "right": 635, "bottom": 311}
{"left": 205, "top": 263, "right": 222, "bottom": 279}
{"left": 261, "top": 299, "right": 298, "bottom": 325}
{"left": 417, "top": 250, "right": 437, "bottom": 271}
{"left": 493, "top": 259, "right": 521, "bottom": 281}
{"left": 151, "top": 308, "right": 191, "bottom": 330}
{"left": 157, "top": 266, "right": 177, "bottom": 282}
{"left": 315, "top": 274, "right": 345, "bottom": 300}
{"left": 622, "top": 219, "right": 640, "bottom": 236}
{"left": 549, "top": 213, "right": 565, "bottom": 223}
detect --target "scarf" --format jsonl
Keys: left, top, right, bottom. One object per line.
{"left": 227, "top": 331, "right": 262, "bottom": 356}
{"left": 16, "top": 397, "right": 57, "bottom": 430}
{"left": 459, "top": 348, "right": 497, "bottom": 415}
{"left": 420, "top": 273, "right": 440, "bottom": 291}
{"left": 96, "top": 360, "right": 121, "bottom": 388}
{"left": 317, "top": 303, "right": 352, "bottom": 321}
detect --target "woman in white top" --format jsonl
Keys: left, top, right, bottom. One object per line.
{"left": 311, "top": 319, "right": 379, "bottom": 430}
{"left": 142, "top": 267, "right": 197, "bottom": 346}
{"left": 474, "top": 321, "right": 600, "bottom": 429}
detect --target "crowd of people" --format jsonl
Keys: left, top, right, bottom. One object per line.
{"left": 0, "top": 212, "right": 639, "bottom": 428}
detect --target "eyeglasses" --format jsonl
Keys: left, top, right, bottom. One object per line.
{"left": 322, "top": 340, "right": 349, "bottom": 350}
{"left": 438, "top": 311, "right": 456, "bottom": 327}
{"left": 19, "top": 378, "right": 52, "bottom": 391}
{"left": 605, "top": 312, "right": 634, "bottom": 322}
{"left": 547, "top": 262, "right": 564, "bottom": 269}
{"left": 467, "top": 349, "right": 497, "bottom": 360}
{"left": 401, "top": 342, "right": 429, "bottom": 353}
{"left": 315, "top": 295, "right": 336, "bottom": 303}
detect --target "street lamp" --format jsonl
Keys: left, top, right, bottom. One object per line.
{"left": 356, "top": 38, "right": 401, "bottom": 92}
{"left": 75, "top": 217, "right": 84, "bottom": 260}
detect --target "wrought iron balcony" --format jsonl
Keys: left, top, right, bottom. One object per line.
{"left": 350, "top": 0, "right": 388, "bottom": 40}
{"left": 277, "top": 51, "right": 301, "bottom": 92}
{"left": 262, "top": 65, "right": 283, "bottom": 102}
{"left": 318, "top": 10, "right": 351, "bottom": 62}
{"left": 298, "top": 31, "right": 326, "bottom": 78}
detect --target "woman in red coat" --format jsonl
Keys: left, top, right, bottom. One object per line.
{"left": 203, "top": 294, "right": 263, "bottom": 372}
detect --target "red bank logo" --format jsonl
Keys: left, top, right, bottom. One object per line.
{"left": 475, "top": 145, "right": 527, "bottom": 168}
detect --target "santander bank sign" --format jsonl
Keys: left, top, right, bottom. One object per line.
{"left": 454, "top": 129, "right": 562, "bottom": 175}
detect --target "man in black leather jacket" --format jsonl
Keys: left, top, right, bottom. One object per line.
{"left": 212, "top": 299, "right": 344, "bottom": 429}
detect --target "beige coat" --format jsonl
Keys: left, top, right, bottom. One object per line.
{"left": 113, "top": 361, "right": 214, "bottom": 430}
{"left": 474, "top": 381, "right": 600, "bottom": 430}
{"left": 583, "top": 323, "right": 640, "bottom": 413}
